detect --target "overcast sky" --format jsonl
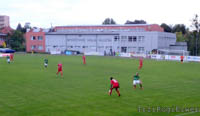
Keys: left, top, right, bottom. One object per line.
{"left": 0, "top": 0, "right": 199, "bottom": 29}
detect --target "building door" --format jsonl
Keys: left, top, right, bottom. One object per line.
{"left": 121, "top": 47, "right": 127, "bottom": 53}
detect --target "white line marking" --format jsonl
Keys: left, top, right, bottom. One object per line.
{"left": 175, "top": 112, "right": 196, "bottom": 116}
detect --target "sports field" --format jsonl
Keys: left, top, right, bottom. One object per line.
{"left": 0, "top": 54, "right": 200, "bottom": 116}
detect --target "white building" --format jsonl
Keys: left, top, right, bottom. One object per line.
{"left": 45, "top": 24, "right": 180, "bottom": 54}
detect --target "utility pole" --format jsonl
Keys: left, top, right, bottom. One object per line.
{"left": 196, "top": 31, "right": 198, "bottom": 56}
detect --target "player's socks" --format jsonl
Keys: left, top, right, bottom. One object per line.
{"left": 109, "top": 89, "right": 112, "bottom": 96}
{"left": 140, "top": 84, "right": 143, "bottom": 90}
{"left": 134, "top": 85, "right": 136, "bottom": 89}
{"left": 117, "top": 90, "right": 120, "bottom": 96}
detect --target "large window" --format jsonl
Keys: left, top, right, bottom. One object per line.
{"left": 31, "top": 45, "right": 36, "bottom": 50}
{"left": 138, "top": 36, "right": 145, "bottom": 42}
{"left": 128, "top": 36, "right": 137, "bottom": 42}
{"left": 128, "top": 36, "right": 133, "bottom": 42}
{"left": 114, "top": 36, "right": 120, "bottom": 41}
{"left": 106, "top": 46, "right": 112, "bottom": 49}
{"left": 38, "top": 36, "right": 43, "bottom": 40}
{"left": 75, "top": 46, "right": 81, "bottom": 48}
{"left": 121, "top": 36, "right": 127, "bottom": 42}
{"left": 87, "top": 39, "right": 96, "bottom": 42}
{"left": 138, "top": 47, "right": 145, "bottom": 52}
{"left": 31, "top": 36, "right": 36, "bottom": 40}
{"left": 38, "top": 45, "right": 43, "bottom": 50}
{"left": 98, "top": 46, "right": 104, "bottom": 48}
{"left": 133, "top": 36, "right": 137, "bottom": 42}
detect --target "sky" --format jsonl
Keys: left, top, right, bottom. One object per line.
{"left": 0, "top": 0, "right": 199, "bottom": 29}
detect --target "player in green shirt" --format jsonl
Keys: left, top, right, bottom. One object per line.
{"left": 44, "top": 58, "right": 48, "bottom": 68}
{"left": 6, "top": 55, "right": 10, "bottom": 64}
{"left": 133, "top": 72, "right": 143, "bottom": 89}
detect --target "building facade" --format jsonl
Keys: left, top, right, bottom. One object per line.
{"left": 25, "top": 29, "right": 46, "bottom": 52}
{"left": 45, "top": 31, "right": 176, "bottom": 54}
{"left": 0, "top": 15, "right": 9, "bottom": 29}
{"left": 26, "top": 24, "right": 180, "bottom": 54}
{"left": 0, "top": 33, "right": 6, "bottom": 46}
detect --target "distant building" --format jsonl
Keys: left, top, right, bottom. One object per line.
{"left": 25, "top": 24, "right": 187, "bottom": 54}
{"left": 25, "top": 28, "right": 47, "bottom": 52}
{"left": 0, "top": 26, "right": 13, "bottom": 47}
{"left": 0, "top": 15, "right": 10, "bottom": 29}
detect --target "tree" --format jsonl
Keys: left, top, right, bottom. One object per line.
{"left": 9, "top": 30, "right": 25, "bottom": 51}
{"left": 125, "top": 20, "right": 147, "bottom": 24}
{"left": 185, "top": 32, "right": 196, "bottom": 55}
{"left": 160, "top": 23, "right": 172, "bottom": 32}
{"left": 176, "top": 32, "right": 186, "bottom": 42}
{"left": 16, "top": 23, "right": 23, "bottom": 32}
{"left": 172, "top": 24, "right": 186, "bottom": 34}
{"left": 102, "top": 18, "right": 116, "bottom": 25}
{"left": 191, "top": 14, "right": 200, "bottom": 56}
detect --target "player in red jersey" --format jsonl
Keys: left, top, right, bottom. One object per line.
{"left": 109, "top": 77, "right": 120, "bottom": 96}
{"left": 138, "top": 57, "right": 143, "bottom": 70}
{"left": 180, "top": 56, "right": 184, "bottom": 64}
{"left": 56, "top": 63, "right": 63, "bottom": 77}
{"left": 82, "top": 55, "right": 86, "bottom": 65}
{"left": 10, "top": 54, "right": 14, "bottom": 61}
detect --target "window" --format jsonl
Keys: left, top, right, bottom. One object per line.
{"left": 31, "top": 45, "right": 36, "bottom": 50}
{"left": 75, "top": 46, "right": 80, "bottom": 48}
{"left": 38, "top": 46, "right": 43, "bottom": 50}
{"left": 138, "top": 36, "right": 145, "bottom": 42}
{"left": 67, "top": 46, "right": 73, "bottom": 48}
{"left": 128, "top": 36, "right": 137, "bottom": 42}
{"left": 121, "top": 36, "right": 127, "bottom": 42}
{"left": 114, "top": 36, "right": 120, "bottom": 41}
{"left": 128, "top": 36, "right": 133, "bottom": 42}
{"left": 133, "top": 36, "right": 137, "bottom": 42}
{"left": 38, "top": 36, "right": 43, "bottom": 40}
{"left": 98, "top": 46, "right": 104, "bottom": 48}
{"left": 90, "top": 46, "right": 96, "bottom": 49}
{"left": 138, "top": 47, "right": 144, "bottom": 52}
{"left": 31, "top": 36, "right": 36, "bottom": 40}
{"left": 106, "top": 46, "right": 112, "bottom": 49}
{"left": 87, "top": 39, "right": 96, "bottom": 42}
{"left": 53, "top": 45, "right": 57, "bottom": 48}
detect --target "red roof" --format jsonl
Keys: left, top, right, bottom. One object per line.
{"left": 54, "top": 24, "right": 164, "bottom": 32}
{"left": 0, "top": 26, "right": 13, "bottom": 34}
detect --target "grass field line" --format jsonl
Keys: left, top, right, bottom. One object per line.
{"left": 175, "top": 112, "right": 196, "bottom": 116}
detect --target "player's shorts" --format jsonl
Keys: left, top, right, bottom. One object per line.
{"left": 133, "top": 80, "right": 141, "bottom": 85}
{"left": 58, "top": 69, "right": 62, "bottom": 72}
{"left": 181, "top": 59, "right": 183, "bottom": 62}
{"left": 44, "top": 63, "right": 48, "bottom": 66}
{"left": 112, "top": 85, "right": 119, "bottom": 89}
{"left": 7, "top": 59, "right": 10, "bottom": 62}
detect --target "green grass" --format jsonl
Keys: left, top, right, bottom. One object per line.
{"left": 0, "top": 54, "right": 200, "bottom": 116}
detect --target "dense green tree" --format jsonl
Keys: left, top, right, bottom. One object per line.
{"left": 9, "top": 30, "right": 25, "bottom": 51}
{"left": 191, "top": 14, "right": 200, "bottom": 56}
{"left": 185, "top": 32, "right": 196, "bottom": 55}
{"left": 172, "top": 24, "right": 186, "bottom": 34}
{"left": 176, "top": 32, "right": 186, "bottom": 42}
{"left": 125, "top": 20, "right": 147, "bottom": 24}
{"left": 16, "top": 23, "right": 23, "bottom": 32}
{"left": 160, "top": 23, "right": 172, "bottom": 32}
{"left": 102, "top": 18, "right": 116, "bottom": 25}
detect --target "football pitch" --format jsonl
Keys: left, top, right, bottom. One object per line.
{"left": 0, "top": 54, "right": 200, "bottom": 116}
